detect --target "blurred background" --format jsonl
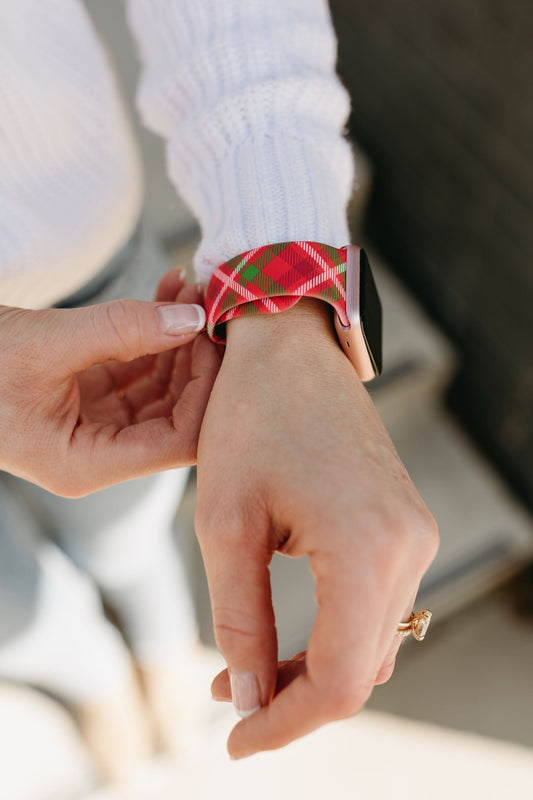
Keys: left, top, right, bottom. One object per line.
{"left": 331, "top": 0, "right": 533, "bottom": 511}
{"left": 1, "top": 1, "right": 532, "bottom": 798}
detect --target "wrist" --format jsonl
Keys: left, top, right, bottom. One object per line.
{"left": 205, "top": 241, "right": 381, "bottom": 381}
{"left": 225, "top": 299, "right": 337, "bottom": 357}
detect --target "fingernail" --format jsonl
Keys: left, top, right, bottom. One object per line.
{"left": 157, "top": 303, "right": 206, "bottom": 334}
{"left": 176, "top": 267, "right": 187, "bottom": 280}
{"left": 230, "top": 669, "right": 261, "bottom": 719}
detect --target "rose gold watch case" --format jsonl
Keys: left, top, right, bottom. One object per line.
{"left": 334, "top": 244, "right": 381, "bottom": 383}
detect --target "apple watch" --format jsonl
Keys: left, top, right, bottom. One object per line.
{"left": 204, "top": 241, "right": 382, "bottom": 382}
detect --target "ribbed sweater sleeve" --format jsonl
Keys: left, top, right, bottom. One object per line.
{"left": 126, "top": 0, "right": 355, "bottom": 283}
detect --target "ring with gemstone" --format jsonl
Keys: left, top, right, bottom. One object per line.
{"left": 396, "top": 610, "right": 432, "bottom": 642}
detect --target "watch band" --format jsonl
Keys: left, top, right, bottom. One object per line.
{"left": 205, "top": 241, "right": 350, "bottom": 342}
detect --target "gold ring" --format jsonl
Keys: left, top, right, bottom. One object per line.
{"left": 396, "top": 609, "right": 432, "bottom": 641}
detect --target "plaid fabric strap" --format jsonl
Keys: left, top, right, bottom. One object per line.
{"left": 205, "top": 241, "right": 349, "bottom": 342}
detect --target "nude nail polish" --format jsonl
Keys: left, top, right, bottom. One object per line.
{"left": 229, "top": 669, "right": 261, "bottom": 719}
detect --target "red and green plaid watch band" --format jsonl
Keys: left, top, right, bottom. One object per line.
{"left": 205, "top": 241, "right": 350, "bottom": 342}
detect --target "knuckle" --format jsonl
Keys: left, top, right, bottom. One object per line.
{"left": 384, "top": 517, "right": 412, "bottom": 554}
{"left": 212, "top": 606, "right": 262, "bottom": 658}
{"left": 194, "top": 507, "right": 217, "bottom": 543}
{"left": 371, "top": 505, "right": 440, "bottom": 572}
{"left": 423, "top": 508, "right": 440, "bottom": 547}
{"left": 363, "top": 514, "right": 412, "bottom": 565}
{"left": 193, "top": 504, "right": 215, "bottom": 540}
{"left": 195, "top": 505, "right": 246, "bottom": 546}
{"left": 411, "top": 507, "right": 440, "bottom": 567}
{"left": 99, "top": 300, "right": 142, "bottom": 361}
{"left": 321, "top": 678, "right": 373, "bottom": 720}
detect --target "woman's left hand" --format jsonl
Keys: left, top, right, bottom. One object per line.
{"left": 194, "top": 299, "right": 439, "bottom": 759}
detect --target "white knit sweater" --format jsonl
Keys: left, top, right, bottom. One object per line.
{"left": 0, "top": 0, "right": 354, "bottom": 308}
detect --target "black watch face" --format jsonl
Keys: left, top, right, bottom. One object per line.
{"left": 359, "top": 250, "right": 383, "bottom": 376}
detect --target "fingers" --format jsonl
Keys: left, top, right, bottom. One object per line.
{"left": 374, "top": 587, "right": 419, "bottom": 686}
{"left": 211, "top": 653, "right": 308, "bottom": 703}
{"left": 169, "top": 333, "right": 224, "bottom": 440}
{"left": 211, "top": 668, "right": 232, "bottom": 701}
{"left": 154, "top": 267, "right": 188, "bottom": 302}
{"left": 129, "top": 292, "right": 205, "bottom": 417}
{"left": 225, "top": 542, "right": 388, "bottom": 758}
{"left": 54, "top": 297, "right": 205, "bottom": 374}
{"left": 94, "top": 274, "right": 203, "bottom": 392}
{"left": 175, "top": 280, "right": 205, "bottom": 306}
{"left": 204, "top": 503, "right": 437, "bottom": 759}
{"left": 60, "top": 417, "right": 189, "bottom": 496}
{"left": 154, "top": 268, "right": 204, "bottom": 307}
{"left": 374, "top": 516, "right": 438, "bottom": 684}
{"left": 222, "top": 513, "right": 437, "bottom": 759}
{"left": 115, "top": 283, "right": 208, "bottom": 414}
{"left": 195, "top": 509, "right": 278, "bottom": 721}
{"left": 63, "top": 333, "right": 222, "bottom": 494}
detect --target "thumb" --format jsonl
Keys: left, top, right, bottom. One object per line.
{"left": 196, "top": 512, "right": 278, "bottom": 720}
{"left": 55, "top": 298, "right": 206, "bottom": 372}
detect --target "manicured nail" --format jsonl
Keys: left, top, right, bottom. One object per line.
{"left": 157, "top": 303, "right": 206, "bottom": 334}
{"left": 229, "top": 669, "right": 261, "bottom": 719}
{"left": 176, "top": 267, "right": 187, "bottom": 280}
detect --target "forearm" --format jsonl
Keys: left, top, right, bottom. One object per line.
{"left": 126, "top": 0, "right": 354, "bottom": 283}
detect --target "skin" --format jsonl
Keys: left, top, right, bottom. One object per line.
{"left": 0, "top": 270, "right": 437, "bottom": 756}
{"left": 0, "top": 271, "right": 222, "bottom": 497}
{"left": 196, "top": 298, "right": 439, "bottom": 758}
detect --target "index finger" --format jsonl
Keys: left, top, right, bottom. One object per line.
{"left": 226, "top": 542, "right": 394, "bottom": 758}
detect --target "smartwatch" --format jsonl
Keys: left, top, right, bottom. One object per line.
{"left": 334, "top": 244, "right": 382, "bottom": 382}
{"left": 205, "top": 241, "right": 382, "bottom": 382}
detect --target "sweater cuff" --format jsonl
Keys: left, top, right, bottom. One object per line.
{"left": 167, "top": 128, "right": 354, "bottom": 284}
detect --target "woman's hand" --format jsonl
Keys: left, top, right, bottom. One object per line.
{"left": 195, "top": 299, "right": 439, "bottom": 758}
{"left": 0, "top": 270, "right": 222, "bottom": 496}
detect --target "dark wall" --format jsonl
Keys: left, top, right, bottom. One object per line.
{"left": 329, "top": 0, "right": 533, "bottom": 508}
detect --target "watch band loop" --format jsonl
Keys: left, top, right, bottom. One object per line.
{"left": 205, "top": 241, "right": 349, "bottom": 343}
